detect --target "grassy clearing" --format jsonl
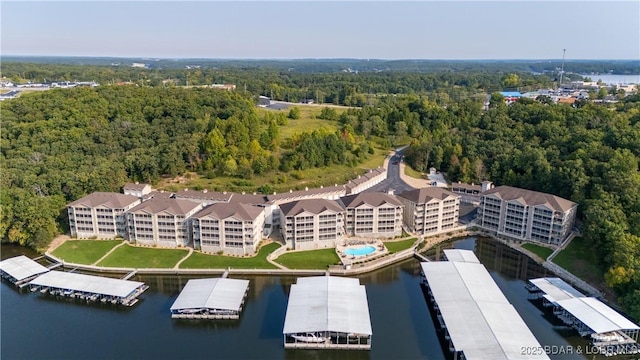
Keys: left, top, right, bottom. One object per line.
{"left": 51, "top": 240, "right": 122, "bottom": 264}
{"left": 385, "top": 238, "right": 418, "bottom": 254}
{"left": 156, "top": 148, "right": 386, "bottom": 195}
{"left": 553, "top": 237, "right": 605, "bottom": 285}
{"left": 97, "top": 245, "right": 189, "bottom": 268}
{"left": 275, "top": 248, "right": 341, "bottom": 269}
{"left": 256, "top": 106, "right": 344, "bottom": 140}
{"left": 179, "top": 242, "right": 280, "bottom": 269}
{"left": 522, "top": 243, "right": 554, "bottom": 260}
{"left": 404, "top": 165, "right": 424, "bottom": 179}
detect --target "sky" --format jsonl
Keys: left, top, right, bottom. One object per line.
{"left": 2, "top": 1, "right": 639, "bottom": 60}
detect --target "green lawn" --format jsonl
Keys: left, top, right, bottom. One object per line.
{"left": 522, "top": 243, "right": 554, "bottom": 260}
{"left": 385, "top": 238, "right": 418, "bottom": 254}
{"left": 97, "top": 245, "right": 189, "bottom": 268}
{"left": 275, "top": 248, "right": 341, "bottom": 269}
{"left": 179, "top": 242, "right": 280, "bottom": 269}
{"left": 404, "top": 165, "right": 424, "bottom": 179}
{"left": 51, "top": 240, "right": 122, "bottom": 264}
{"left": 553, "top": 237, "right": 605, "bottom": 286}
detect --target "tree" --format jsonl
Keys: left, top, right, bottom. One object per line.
{"left": 288, "top": 106, "right": 301, "bottom": 119}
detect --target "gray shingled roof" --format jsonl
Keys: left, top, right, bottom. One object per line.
{"left": 173, "top": 189, "right": 233, "bottom": 202}
{"left": 123, "top": 183, "right": 149, "bottom": 191}
{"left": 279, "top": 199, "right": 344, "bottom": 217}
{"left": 397, "top": 188, "right": 458, "bottom": 204}
{"left": 192, "top": 202, "right": 264, "bottom": 221}
{"left": 128, "top": 197, "right": 201, "bottom": 215}
{"left": 67, "top": 192, "right": 140, "bottom": 209}
{"left": 266, "top": 185, "right": 345, "bottom": 202}
{"left": 345, "top": 168, "right": 386, "bottom": 190}
{"left": 339, "top": 192, "right": 402, "bottom": 208}
{"left": 228, "top": 193, "right": 270, "bottom": 205}
{"left": 482, "top": 186, "right": 576, "bottom": 212}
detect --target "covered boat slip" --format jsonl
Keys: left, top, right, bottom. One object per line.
{"left": 170, "top": 278, "right": 250, "bottom": 319}
{"left": 28, "top": 271, "right": 148, "bottom": 306}
{"left": 526, "top": 277, "right": 640, "bottom": 356}
{"left": 421, "top": 257, "right": 549, "bottom": 360}
{"left": 283, "top": 276, "right": 372, "bottom": 350}
{"left": 0, "top": 255, "right": 50, "bottom": 285}
{"left": 442, "top": 249, "right": 480, "bottom": 263}
{"left": 525, "top": 277, "right": 585, "bottom": 305}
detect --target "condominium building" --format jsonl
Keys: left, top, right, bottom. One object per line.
{"left": 126, "top": 198, "right": 203, "bottom": 247}
{"left": 67, "top": 192, "right": 141, "bottom": 239}
{"left": 191, "top": 203, "right": 265, "bottom": 256}
{"left": 339, "top": 192, "right": 403, "bottom": 238}
{"left": 279, "top": 199, "right": 345, "bottom": 251}
{"left": 477, "top": 186, "right": 577, "bottom": 245}
{"left": 397, "top": 188, "right": 460, "bottom": 235}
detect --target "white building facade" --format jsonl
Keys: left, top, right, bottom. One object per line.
{"left": 191, "top": 203, "right": 265, "bottom": 256}
{"left": 67, "top": 192, "right": 141, "bottom": 239}
{"left": 477, "top": 186, "right": 577, "bottom": 245}
{"left": 126, "top": 198, "right": 203, "bottom": 247}
{"left": 279, "top": 199, "right": 345, "bottom": 251}
{"left": 339, "top": 193, "right": 403, "bottom": 238}
{"left": 397, "top": 188, "right": 460, "bottom": 235}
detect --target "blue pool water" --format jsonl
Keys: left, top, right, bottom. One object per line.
{"left": 344, "top": 246, "right": 376, "bottom": 256}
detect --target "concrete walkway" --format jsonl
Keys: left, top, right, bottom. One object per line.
{"left": 92, "top": 241, "right": 126, "bottom": 265}
{"left": 398, "top": 162, "right": 431, "bottom": 189}
{"left": 174, "top": 247, "right": 194, "bottom": 269}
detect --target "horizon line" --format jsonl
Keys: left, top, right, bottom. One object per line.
{"left": 3, "top": 55, "right": 640, "bottom": 62}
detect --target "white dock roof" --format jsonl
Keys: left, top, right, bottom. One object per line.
{"left": 283, "top": 276, "right": 372, "bottom": 336}
{"left": 170, "top": 278, "right": 250, "bottom": 312}
{"left": 529, "top": 277, "right": 584, "bottom": 303}
{"left": 29, "top": 271, "right": 145, "bottom": 298}
{"left": 555, "top": 297, "right": 640, "bottom": 334}
{"left": 0, "top": 255, "right": 50, "bottom": 281}
{"left": 421, "top": 261, "right": 549, "bottom": 360}
{"left": 443, "top": 249, "right": 480, "bottom": 263}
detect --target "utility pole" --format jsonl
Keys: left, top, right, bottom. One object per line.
{"left": 558, "top": 48, "right": 567, "bottom": 90}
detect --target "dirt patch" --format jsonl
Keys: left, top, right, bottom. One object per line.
{"left": 47, "top": 235, "right": 70, "bottom": 253}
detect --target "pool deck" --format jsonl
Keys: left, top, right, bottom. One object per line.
{"left": 336, "top": 240, "right": 388, "bottom": 265}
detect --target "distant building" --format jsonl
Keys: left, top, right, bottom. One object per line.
{"left": 339, "top": 192, "right": 403, "bottom": 238}
{"left": 344, "top": 168, "right": 387, "bottom": 195}
{"left": 477, "top": 186, "right": 577, "bottom": 245}
{"left": 258, "top": 96, "right": 271, "bottom": 107}
{"left": 123, "top": 183, "right": 152, "bottom": 198}
{"left": 397, "top": 188, "right": 460, "bottom": 235}
{"left": 131, "top": 63, "right": 148, "bottom": 68}
{"left": 210, "top": 84, "right": 236, "bottom": 91}
{"left": 279, "top": 199, "right": 345, "bottom": 251}
{"left": 191, "top": 203, "right": 265, "bottom": 256}
{"left": 499, "top": 91, "right": 522, "bottom": 105}
{"left": 67, "top": 192, "right": 141, "bottom": 239}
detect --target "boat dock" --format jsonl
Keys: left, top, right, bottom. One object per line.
{"left": 170, "top": 278, "right": 249, "bottom": 319}
{"left": 283, "top": 276, "right": 372, "bottom": 350}
{"left": 527, "top": 277, "right": 640, "bottom": 357}
{"left": 421, "top": 250, "right": 549, "bottom": 360}
{"left": 28, "top": 271, "right": 148, "bottom": 306}
{"left": 121, "top": 270, "right": 137, "bottom": 280}
{"left": 0, "top": 255, "right": 51, "bottom": 287}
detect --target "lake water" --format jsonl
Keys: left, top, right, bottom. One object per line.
{"left": 579, "top": 74, "right": 640, "bottom": 85}
{"left": 0, "top": 239, "right": 608, "bottom": 359}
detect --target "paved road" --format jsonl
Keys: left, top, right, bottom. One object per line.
{"left": 367, "top": 148, "right": 414, "bottom": 195}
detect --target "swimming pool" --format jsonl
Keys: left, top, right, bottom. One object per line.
{"left": 344, "top": 246, "right": 376, "bottom": 256}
